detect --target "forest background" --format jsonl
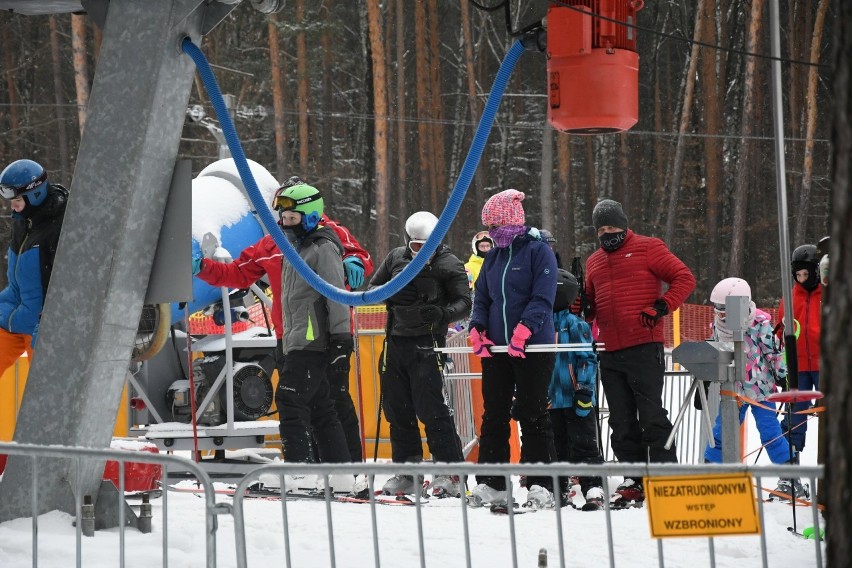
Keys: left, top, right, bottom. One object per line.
{"left": 0, "top": 0, "right": 835, "bottom": 305}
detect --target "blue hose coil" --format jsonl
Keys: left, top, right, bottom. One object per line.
{"left": 181, "top": 38, "right": 525, "bottom": 306}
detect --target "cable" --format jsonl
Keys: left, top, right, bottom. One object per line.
{"left": 549, "top": 0, "right": 828, "bottom": 69}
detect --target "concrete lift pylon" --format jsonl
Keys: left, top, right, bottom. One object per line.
{"left": 0, "top": 0, "right": 249, "bottom": 523}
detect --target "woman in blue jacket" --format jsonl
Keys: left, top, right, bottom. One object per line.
{"left": 0, "top": 159, "right": 67, "bottom": 372}
{"left": 467, "top": 189, "right": 559, "bottom": 509}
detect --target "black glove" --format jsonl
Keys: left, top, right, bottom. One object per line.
{"left": 419, "top": 305, "right": 450, "bottom": 324}
{"left": 388, "top": 282, "right": 420, "bottom": 306}
{"left": 328, "top": 341, "right": 353, "bottom": 375}
{"left": 574, "top": 388, "right": 594, "bottom": 417}
{"left": 639, "top": 299, "right": 669, "bottom": 328}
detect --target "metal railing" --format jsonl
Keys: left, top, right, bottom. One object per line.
{"left": 229, "top": 461, "right": 824, "bottom": 568}
{"left": 0, "top": 442, "right": 221, "bottom": 568}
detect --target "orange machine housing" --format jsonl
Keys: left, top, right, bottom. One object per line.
{"left": 547, "top": 1, "right": 643, "bottom": 134}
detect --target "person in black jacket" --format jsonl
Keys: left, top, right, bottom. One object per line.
{"left": 0, "top": 159, "right": 68, "bottom": 371}
{"left": 370, "top": 211, "right": 472, "bottom": 497}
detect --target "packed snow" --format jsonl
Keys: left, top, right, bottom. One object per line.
{"left": 0, "top": 418, "right": 825, "bottom": 568}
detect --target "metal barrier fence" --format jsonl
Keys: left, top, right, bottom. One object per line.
{"left": 230, "top": 461, "right": 824, "bottom": 568}
{"left": 0, "top": 442, "right": 220, "bottom": 568}
{"left": 0, "top": 448, "right": 825, "bottom": 567}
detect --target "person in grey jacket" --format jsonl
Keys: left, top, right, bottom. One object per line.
{"left": 273, "top": 182, "right": 350, "bottom": 465}
{"left": 370, "top": 211, "right": 472, "bottom": 498}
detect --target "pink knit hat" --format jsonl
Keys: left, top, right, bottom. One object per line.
{"left": 481, "top": 189, "right": 525, "bottom": 226}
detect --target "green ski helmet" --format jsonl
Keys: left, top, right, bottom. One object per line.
{"left": 273, "top": 182, "right": 324, "bottom": 232}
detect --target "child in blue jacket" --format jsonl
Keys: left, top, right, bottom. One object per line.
{"left": 549, "top": 269, "right": 606, "bottom": 510}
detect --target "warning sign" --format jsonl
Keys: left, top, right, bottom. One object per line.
{"left": 645, "top": 473, "right": 759, "bottom": 538}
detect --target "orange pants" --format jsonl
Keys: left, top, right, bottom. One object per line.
{"left": 0, "top": 327, "right": 32, "bottom": 375}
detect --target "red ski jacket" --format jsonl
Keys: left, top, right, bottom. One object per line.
{"left": 585, "top": 230, "right": 695, "bottom": 352}
{"left": 778, "top": 283, "right": 822, "bottom": 372}
{"left": 197, "top": 215, "right": 373, "bottom": 338}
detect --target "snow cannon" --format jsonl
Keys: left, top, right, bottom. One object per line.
{"left": 170, "top": 158, "right": 280, "bottom": 324}
{"left": 546, "top": 0, "right": 643, "bottom": 134}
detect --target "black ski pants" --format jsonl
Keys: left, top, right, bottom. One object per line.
{"left": 476, "top": 352, "right": 556, "bottom": 491}
{"left": 599, "top": 342, "right": 678, "bottom": 463}
{"left": 275, "top": 350, "right": 349, "bottom": 463}
{"left": 326, "top": 355, "right": 363, "bottom": 462}
{"left": 277, "top": 340, "right": 363, "bottom": 462}
{"left": 550, "top": 407, "right": 604, "bottom": 495}
{"left": 380, "top": 335, "right": 463, "bottom": 464}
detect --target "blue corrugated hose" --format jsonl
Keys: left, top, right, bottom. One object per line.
{"left": 182, "top": 37, "right": 525, "bottom": 306}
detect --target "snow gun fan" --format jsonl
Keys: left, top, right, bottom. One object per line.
{"left": 166, "top": 353, "right": 275, "bottom": 426}
{"left": 546, "top": 1, "right": 643, "bottom": 134}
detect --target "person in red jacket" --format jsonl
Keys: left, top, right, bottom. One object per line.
{"left": 585, "top": 199, "right": 695, "bottom": 508}
{"left": 194, "top": 176, "right": 373, "bottom": 463}
{"left": 777, "top": 244, "right": 822, "bottom": 455}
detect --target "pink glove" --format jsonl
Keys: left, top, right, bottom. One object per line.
{"left": 469, "top": 328, "right": 495, "bottom": 358}
{"left": 507, "top": 323, "right": 532, "bottom": 358}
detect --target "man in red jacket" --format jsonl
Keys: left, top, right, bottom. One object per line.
{"left": 194, "top": 177, "right": 373, "bottom": 463}
{"left": 585, "top": 199, "right": 695, "bottom": 508}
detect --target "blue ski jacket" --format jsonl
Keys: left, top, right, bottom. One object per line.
{"left": 0, "top": 185, "right": 68, "bottom": 344}
{"left": 469, "top": 230, "right": 557, "bottom": 345}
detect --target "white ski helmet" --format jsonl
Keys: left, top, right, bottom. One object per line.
{"left": 404, "top": 211, "right": 439, "bottom": 256}
{"left": 710, "top": 278, "right": 751, "bottom": 311}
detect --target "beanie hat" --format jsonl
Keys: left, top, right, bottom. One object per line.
{"left": 481, "top": 189, "right": 525, "bottom": 227}
{"left": 592, "top": 199, "right": 628, "bottom": 231}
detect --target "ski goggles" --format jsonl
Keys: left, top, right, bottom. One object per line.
{"left": 0, "top": 170, "right": 47, "bottom": 200}
{"left": 272, "top": 191, "right": 321, "bottom": 212}
{"left": 712, "top": 302, "right": 726, "bottom": 314}
{"left": 408, "top": 240, "right": 426, "bottom": 254}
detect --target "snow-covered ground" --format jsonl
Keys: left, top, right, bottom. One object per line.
{"left": 0, "top": 418, "right": 825, "bottom": 567}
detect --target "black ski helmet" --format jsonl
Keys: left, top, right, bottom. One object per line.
{"left": 553, "top": 269, "right": 579, "bottom": 312}
{"left": 791, "top": 244, "right": 820, "bottom": 291}
{"left": 816, "top": 236, "right": 830, "bottom": 259}
{"left": 791, "top": 244, "right": 819, "bottom": 265}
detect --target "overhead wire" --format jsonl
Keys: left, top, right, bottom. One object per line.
{"left": 467, "top": 0, "right": 830, "bottom": 69}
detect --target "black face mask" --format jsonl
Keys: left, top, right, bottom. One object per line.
{"left": 599, "top": 230, "right": 626, "bottom": 251}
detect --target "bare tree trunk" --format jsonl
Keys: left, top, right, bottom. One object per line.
{"left": 585, "top": 138, "right": 597, "bottom": 207}
{"left": 540, "top": 123, "right": 554, "bottom": 231}
{"left": 395, "top": 0, "right": 408, "bottom": 237}
{"left": 794, "top": 0, "right": 830, "bottom": 244}
{"left": 296, "top": 0, "right": 309, "bottom": 176}
{"left": 824, "top": 0, "right": 852, "bottom": 559}
{"left": 664, "top": 1, "right": 704, "bottom": 245}
{"left": 618, "top": 133, "right": 630, "bottom": 211}
{"left": 701, "top": 0, "right": 723, "bottom": 282}
{"left": 1, "top": 27, "right": 19, "bottom": 151}
{"left": 268, "top": 15, "right": 288, "bottom": 180}
{"left": 728, "top": 0, "right": 764, "bottom": 276}
{"left": 427, "top": 0, "right": 446, "bottom": 200}
{"left": 366, "top": 0, "right": 390, "bottom": 261}
{"left": 71, "top": 14, "right": 90, "bottom": 134}
{"left": 460, "top": 0, "right": 485, "bottom": 193}
{"left": 414, "top": 1, "right": 432, "bottom": 210}
{"left": 49, "top": 16, "right": 70, "bottom": 186}
{"left": 556, "top": 134, "right": 574, "bottom": 253}
{"left": 321, "top": 6, "right": 334, "bottom": 174}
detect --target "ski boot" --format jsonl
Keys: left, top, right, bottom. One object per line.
{"left": 581, "top": 487, "right": 606, "bottom": 511}
{"left": 773, "top": 478, "right": 810, "bottom": 501}
{"left": 349, "top": 475, "right": 370, "bottom": 499}
{"left": 610, "top": 478, "right": 645, "bottom": 509}
{"left": 381, "top": 474, "right": 425, "bottom": 496}
{"left": 467, "top": 483, "right": 508, "bottom": 508}
{"left": 431, "top": 475, "right": 462, "bottom": 498}
{"left": 258, "top": 473, "right": 317, "bottom": 494}
{"left": 524, "top": 485, "right": 555, "bottom": 510}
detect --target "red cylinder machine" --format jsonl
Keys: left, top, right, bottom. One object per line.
{"left": 546, "top": 0, "right": 644, "bottom": 134}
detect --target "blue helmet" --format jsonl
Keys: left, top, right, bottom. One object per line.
{"left": 0, "top": 159, "right": 49, "bottom": 206}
